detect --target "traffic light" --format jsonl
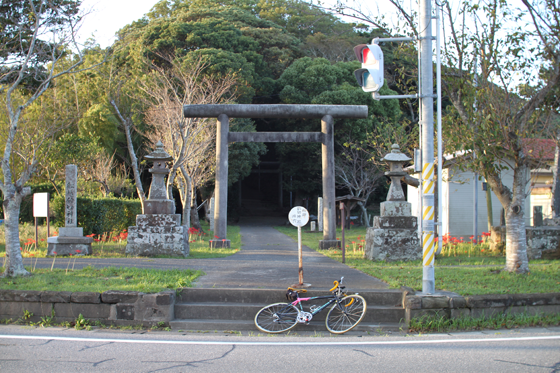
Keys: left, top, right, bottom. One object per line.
{"left": 353, "top": 42, "right": 384, "bottom": 92}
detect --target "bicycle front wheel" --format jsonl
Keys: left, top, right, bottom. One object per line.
{"left": 254, "top": 303, "right": 299, "bottom": 333}
{"left": 325, "top": 294, "right": 367, "bottom": 334}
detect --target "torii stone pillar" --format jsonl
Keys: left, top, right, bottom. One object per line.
{"left": 320, "top": 114, "right": 338, "bottom": 250}
{"left": 214, "top": 114, "right": 230, "bottom": 248}
{"left": 183, "top": 104, "right": 368, "bottom": 249}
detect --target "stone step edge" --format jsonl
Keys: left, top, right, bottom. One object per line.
{"left": 174, "top": 302, "right": 405, "bottom": 310}
{"left": 180, "top": 287, "right": 405, "bottom": 293}
{"left": 178, "top": 288, "right": 405, "bottom": 305}
{"left": 169, "top": 319, "right": 404, "bottom": 332}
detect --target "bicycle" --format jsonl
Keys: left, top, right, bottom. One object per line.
{"left": 254, "top": 277, "right": 367, "bottom": 334}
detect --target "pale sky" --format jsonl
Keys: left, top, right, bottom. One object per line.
{"left": 78, "top": 0, "right": 161, "bottom": 48}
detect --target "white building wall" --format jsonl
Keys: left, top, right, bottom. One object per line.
{"left": 407, "top": 162, "right": 532, "bottom": 239}
{"left": 407, "top": 179, "right": 421, "bottom": 237}
{"left": 442, "top": 168, "right": 450, "bottom": 236}
{"left": 530, "top": 193, "right": 552, "bottom": 224}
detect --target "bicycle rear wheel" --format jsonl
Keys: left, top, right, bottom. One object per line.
{"left": 254, "top": 303, "right": 299, "bottom": 333}
{"left": 325, "top": 294, "right": 367, "bottom": 334}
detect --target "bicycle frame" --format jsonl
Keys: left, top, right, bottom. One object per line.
{"left": 290, "top": 295, "right": 339, "bottom": 317}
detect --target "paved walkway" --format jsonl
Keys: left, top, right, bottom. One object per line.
{"left": 27, "top": 217, "right": 388, "bottom": 291}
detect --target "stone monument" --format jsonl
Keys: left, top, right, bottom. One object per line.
{"left": 47, "top": 165, "right": 93, "bottom": 256}
{"left": 365, "top": 144, "right": 421, "bottom": 261}
{"left": 209, "top": 197, "right": 215, "bottom": 231}
{"left": 317, "top": 197, "right": 323, "bottom": 232}
{"left": 125, "top": 141, "right": 189, "bottom": 257}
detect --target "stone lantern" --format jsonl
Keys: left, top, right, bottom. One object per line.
{"left": 125, "top": 141, "right": 189, "bottom": 257}
{"left": 144, "top": 141, "right": 174, "bottom": 214}
{"left": 382, "top": 144, "right": 412, "bottom": 202}
{"left": 364, "top": 143, "right": 420, "bottom": 262}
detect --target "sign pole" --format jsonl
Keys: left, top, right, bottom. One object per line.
{"left": 288, "top": 206, "right": 310, "bottom": 287}
{"left": 298, "top": 225, "right": 303, "bottom": 285}
{"left": 47, "top": 194, "right": 50, "bottom": 238}
{"left": 33, "top": 192, "right": 50, "bottom": 250}
{"left": 340, "top": 202, "right": 346, "bottom": 263}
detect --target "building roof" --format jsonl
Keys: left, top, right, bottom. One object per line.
{"left": 405, "top": 138, "right": 556, "bottom": 173}
{"left": 523, "top": 138, "right": 556, "bottom": 161}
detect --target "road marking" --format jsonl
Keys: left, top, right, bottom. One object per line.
{"left": 1, "top": 334, "right": 559, "bottom": 346}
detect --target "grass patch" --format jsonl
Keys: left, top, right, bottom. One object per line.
{"left": 188, "top": 224, "right": 242, "bottom": 259}
{"left": 0, "top": 266, "right": 202, "bottom": 293}
{"left": 0, "top": 221, "right": 241, "bottom": 259}
{"left": 275, "top": 226, "right": 560, "bottom": 296}
{"left": 408, "top": 312, "right": 560, "bottom": 333}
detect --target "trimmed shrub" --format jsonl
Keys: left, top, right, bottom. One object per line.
{"left": 0, "top": 183, "right": 60, "bottom": 223}
{"left": 51, "top": 195, "right": 142, "bottom": 235}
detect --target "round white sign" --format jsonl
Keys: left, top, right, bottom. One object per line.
{"left": 288, "top": 206, "right": 310, "bottom": 227}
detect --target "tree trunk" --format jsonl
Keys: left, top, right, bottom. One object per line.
{"left": 504, "top": 209, "right": 529, "bottom": 273}
{"left": 167, "top": 168, "right": 177, "bottom": 205}
{"left": 551, "top": 143, "right": 560, "bottom": 218}
{"left": 178, "top": 166, "right": 191, "bottom": 229}
{"left": 2, "top": 186, "right": 30, "bottom": 277}
{"left": 504, "top": 164, "right": 530, "bottom": 273}
{"left": 110, "top": 100, "right": 146, "bottom": 212}
{"left": 179, "top": 191, "right": 190, "bottom": 229}
{"left": 202, "top": 199, "right": 210, "bottom": 223}
{"left": 357, "top": 201, "right": 370, "bottom": 228}
{"left": 190, "top": 185, "right": 202, "bottom": 231}
{"left": 486, "top": 185, "right": 494, "bottom": 232}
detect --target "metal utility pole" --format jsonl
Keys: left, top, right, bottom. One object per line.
{"left": 473, "top": 54, "right": 479, "bottom": 242}
{"left": 419, "top": 0, "right": 435, "bottom": 294}
{"left": 352, "top": 0, "right": 441, "bottom": 294}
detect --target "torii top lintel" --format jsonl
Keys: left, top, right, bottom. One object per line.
{"left": 183, "top": 104, "right": 368, "bottom": 119}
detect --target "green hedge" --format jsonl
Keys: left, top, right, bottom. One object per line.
{"left": 0, "top": 183, "right": 60, "bottom": 223}
{"left": 51, "top": 195, "right": 142, "bottom": 235}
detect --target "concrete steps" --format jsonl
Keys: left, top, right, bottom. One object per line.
{"left": 169, "top": 288, "right": 406, "bottom": 333}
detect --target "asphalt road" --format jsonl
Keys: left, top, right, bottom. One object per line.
{"left": 1, "top": 326, "right": 559, "bottom": 372}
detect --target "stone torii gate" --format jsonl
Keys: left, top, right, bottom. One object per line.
{"left": 183, "top": 104, "right": 368, "bottom": 249}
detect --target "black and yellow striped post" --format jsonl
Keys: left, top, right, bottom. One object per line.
{"left": 422, "top": 163, "right": 435, "bottom": 269}
{"left": 420, "top": 0, "right": 436, "bottom": 294}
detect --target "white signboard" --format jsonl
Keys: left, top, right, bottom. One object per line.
{"left": 288, "top": 206, "right": 309, "bottom": 227}
{"left": 33, "top": 193, "right": 49, "bottom": 217}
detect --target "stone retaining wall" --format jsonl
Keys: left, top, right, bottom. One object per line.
{"left": 526, "top": 227, "right": 560, "bottom": 259}
{"left": 2, "top": 289, "right": 558, "bottom": 328}
{"left": 490, "top": 226, "right": 560, "bottom": 259}
{"left": 405, "top": 292, "right": 560, "bottom": 323}
{"left": 0, "top": 289, "right": 175, "bottom": 326}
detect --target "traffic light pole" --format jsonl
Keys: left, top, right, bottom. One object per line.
{"left": 419, "top": 0, "right": 435, "bottom": 294}
{"left": 352, "top": 0, "right": 439, "bottom": 294}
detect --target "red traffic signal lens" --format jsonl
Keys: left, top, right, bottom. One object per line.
{"left": 362, "top": 48, "right": 373, "bottom": 65}
{"left": 362, "top": 47, "right": 380, "bottom": 68}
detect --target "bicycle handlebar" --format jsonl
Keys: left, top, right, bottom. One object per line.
{"left": 329, "top": 277, "right": 346, "bottom": 292}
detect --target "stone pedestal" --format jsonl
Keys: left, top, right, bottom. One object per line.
{"left": 319, "top": 239, "right": 340, "bottom": 250}
{"left": 126, "top": 214, "right": 189, "bottom": 257}
{"left": 209, "top": 239, "right": 231, "bottom": 249}
{"left": 365, "top": 201, "right": 421, "bottom": 261}
{"left": 47, "top": 235, "right": 93, "bottom": 256}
